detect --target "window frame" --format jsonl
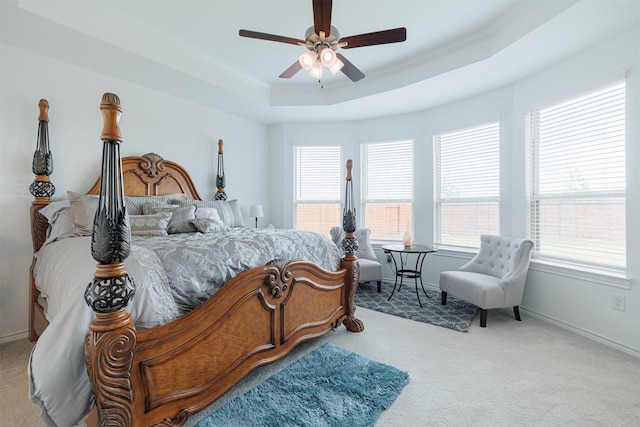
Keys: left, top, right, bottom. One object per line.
{"left": 292, "top": 145, "right": 344, "bottom": 236}
{"left": 433, "top": 121, "right": 501, "bottom": 249}
{"left": 525, "top": 79, "right": 627, "bottom": 273}
{"left": 360, "top": 139, "right": 414, "bottom": 242}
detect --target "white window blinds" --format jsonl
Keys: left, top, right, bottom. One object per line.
{"left": 294, "top": 146, "right": 343, "bottom": 236}
{"left": 526, "top": 80, "right": 626, "bottom": 270}
{"left": 361, "top": 140, "right": 413, "bottom": 241}
{"left": 434, "top": 122, "right": 500, "bottom": 247}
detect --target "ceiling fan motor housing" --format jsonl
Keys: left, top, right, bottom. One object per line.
{"left": 304, "top": 25, "right": 341, "bottom": 52}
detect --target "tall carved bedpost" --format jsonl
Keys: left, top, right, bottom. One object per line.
{"left": 29, "top": 99, "right": 55, "bottom": 341}
{"left": 215, "top": 139, "right": 227, "bottom": 200}
{"left": 29, "top": 99, "right": 55, "bottom": 250}
{"left": 84, "top": 93, "right": 137, "bottom": 427}
{"left": 341, "top": 159, "right": 364, "bottom": 332}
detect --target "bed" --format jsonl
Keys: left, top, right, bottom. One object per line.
{"left": 28, "top": 94, "right": 363, "bottom": 427}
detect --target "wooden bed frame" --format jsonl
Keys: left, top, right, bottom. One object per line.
{"left": 29, "top": 94, "right": 364, "bottom": 426}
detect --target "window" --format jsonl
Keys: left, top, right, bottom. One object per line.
{"left": 434, "top": 122, "right": 500, "bottom": 248}
{"left": 526, "top": 81, "right": 626, "bottom": 271}
{"left": 361, "top": 140, "right": 413, "bottom": 241}
{"left": 294, "top": 146, "right": 343, "bottom": 236}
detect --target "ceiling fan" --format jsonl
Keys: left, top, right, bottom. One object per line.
{"left": 239, "top": 0, "right": 407, "bottom": 82}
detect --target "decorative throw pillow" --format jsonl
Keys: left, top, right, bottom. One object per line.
{"left": 144, "top": 204, "right": 197, "bottom": 234}
{"left": 195, "top": 207, "right": 221, "bottom": 221}
{"left": 190, "top": 218, "right": 227, "bottom": 234}
{"left": 178, "top": 199, "right": 245, "bottom": 227}
{"left": 167, "top": 206, "right": 197, "bottom": 234}
{"left": 130, "top": 212, "right": 172, "bottom": 236}
{"left": 67, "top": 191, "right": 99, "bottom": 236}
{"left": 125, "top": 193, "right": 188, "bottom": 215}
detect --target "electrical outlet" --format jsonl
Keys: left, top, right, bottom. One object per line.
{"left": 612, "top": 295, "right": 626, "bottom": 312}
{"left": 386, "top": 254, "right": 392, "bottom": 263}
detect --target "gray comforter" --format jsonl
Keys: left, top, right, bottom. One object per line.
{"left": 133, "top": 227, "right": 342, "bottom": 314}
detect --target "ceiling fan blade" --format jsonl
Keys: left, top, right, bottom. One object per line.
{"left": 279, "top": 61, "right": 303, "bottom": 79}
{"left": 336, "top": 53, "right": 365, "bottom": 82}
{"left": 341, "top": 27, "right": 407, "bottom": 49}
{"left": 239, "top": 29, "right": 304, "bottom": 46}
{"left": 312, "top": 0, "right": 332, "bottom": 37}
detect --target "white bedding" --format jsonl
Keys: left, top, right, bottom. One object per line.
{"left": 29, "top": 237, "right": 180, "bottom": 427}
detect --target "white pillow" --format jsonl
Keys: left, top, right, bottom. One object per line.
{"left": 178, "top": 199, "right": 244, "bottom": 227}
{"left": 39, "top": 200, "right": 74, "bottom": 245}
{"left": 39, "top": 199, "right": 70, "bottom": 222}
{"left": 67, "top": 191, "right": 99, "bottom": 236}
{"left": 195, "top": 207, "right": 221, "bottom": 220}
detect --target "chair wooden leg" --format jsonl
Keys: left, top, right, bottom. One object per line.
{"left": 441, "top": 291, "right": 447, "bottom": 305}
{"left": 514, "top": 306, "right": 521, "bottom": 321}
{"left": 480, "top": 309, "right": 487, "bottom": 327}
{"left": 377, "top": 280, "right": 382, "bottom": 293}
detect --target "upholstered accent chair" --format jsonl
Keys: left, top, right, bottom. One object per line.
{"left": 330, "top": 226, "right": 383, "bottom": 292}
{"left": 439, "top": 235, "right": 534, "bottom": 327}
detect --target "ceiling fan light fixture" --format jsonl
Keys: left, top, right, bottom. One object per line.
{"left": 319, "top": 47, "right": 337, "bottom": 67}
{"left": 329, "top": 58, "right": 344, "bottom": 75}
{"left": 308, "top": 61, "right": 324, "bottom": 79}
{"left": 298, "top": 51, "right": 317, "bottom": 70}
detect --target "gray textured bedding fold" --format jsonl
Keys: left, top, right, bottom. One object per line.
{"left": 133, "top": 227, "right": 342, "bottom": 314}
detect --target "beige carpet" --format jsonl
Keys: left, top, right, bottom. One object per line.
{"left": 2, "top": 307, "right": 639, "bottom": 426}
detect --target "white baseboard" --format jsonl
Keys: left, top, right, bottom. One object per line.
{"left": 518, "top": 307, "right": 639, "bottom": 358}
{"left": 376, "top": 279, "right": 639, "bottom": 358}
{"left": 0, "top": 330, "right": 29, "bottom": 345}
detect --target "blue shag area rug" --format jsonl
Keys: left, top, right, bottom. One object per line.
{"left": 195, "top": 343, "right": 409, "bottom": 427}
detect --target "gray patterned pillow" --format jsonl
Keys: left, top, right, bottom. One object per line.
{"left": 130, "top": 212, "right": 172, "bottom": 236}
{"left": 144, "top": 204, "right": 197, "bottom": 234}
{"left": 127, "top": 194, "right": 187, "bottom": 215}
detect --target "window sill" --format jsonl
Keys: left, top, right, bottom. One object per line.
{"left": 529, "top": 258, "right": 632, "bottom": 290}
{"left": 420, "top": 245, "right": 633, "bottom": 290}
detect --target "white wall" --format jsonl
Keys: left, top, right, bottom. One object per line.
{"left": 2, "top": 17, "right": 637, "bottom": 358}
{"left": 0, "top": 45, "right": 269, "bottom": 340}
{"left": 271, "top": 27, "right": 640, "bottom": 356}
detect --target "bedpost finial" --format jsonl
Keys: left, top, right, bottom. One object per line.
{"left": 346, "top": 159, "right": 353, "bottom": 181}
{"left": 218, "top": 139, "right": 224, "bottom": 154}
{"left": 38, "top": 99, "right": 49, "bottom": 122}
{"left": 101, "top": 92, "right": 121, "bottom": 106}
{"left": 100, "top": 92, "right": 123, "bottom": 142}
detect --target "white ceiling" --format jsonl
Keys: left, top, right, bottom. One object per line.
{"left": 2, "top": 0, "right": 638, "bottom": 124}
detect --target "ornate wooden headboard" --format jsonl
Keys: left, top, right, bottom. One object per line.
{"left": 86, "top": 152, "right": 203, "bottom": 199}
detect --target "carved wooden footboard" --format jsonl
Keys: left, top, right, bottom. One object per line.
{"left": 80, "top": 93, "right": 363, "bottom": 426}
